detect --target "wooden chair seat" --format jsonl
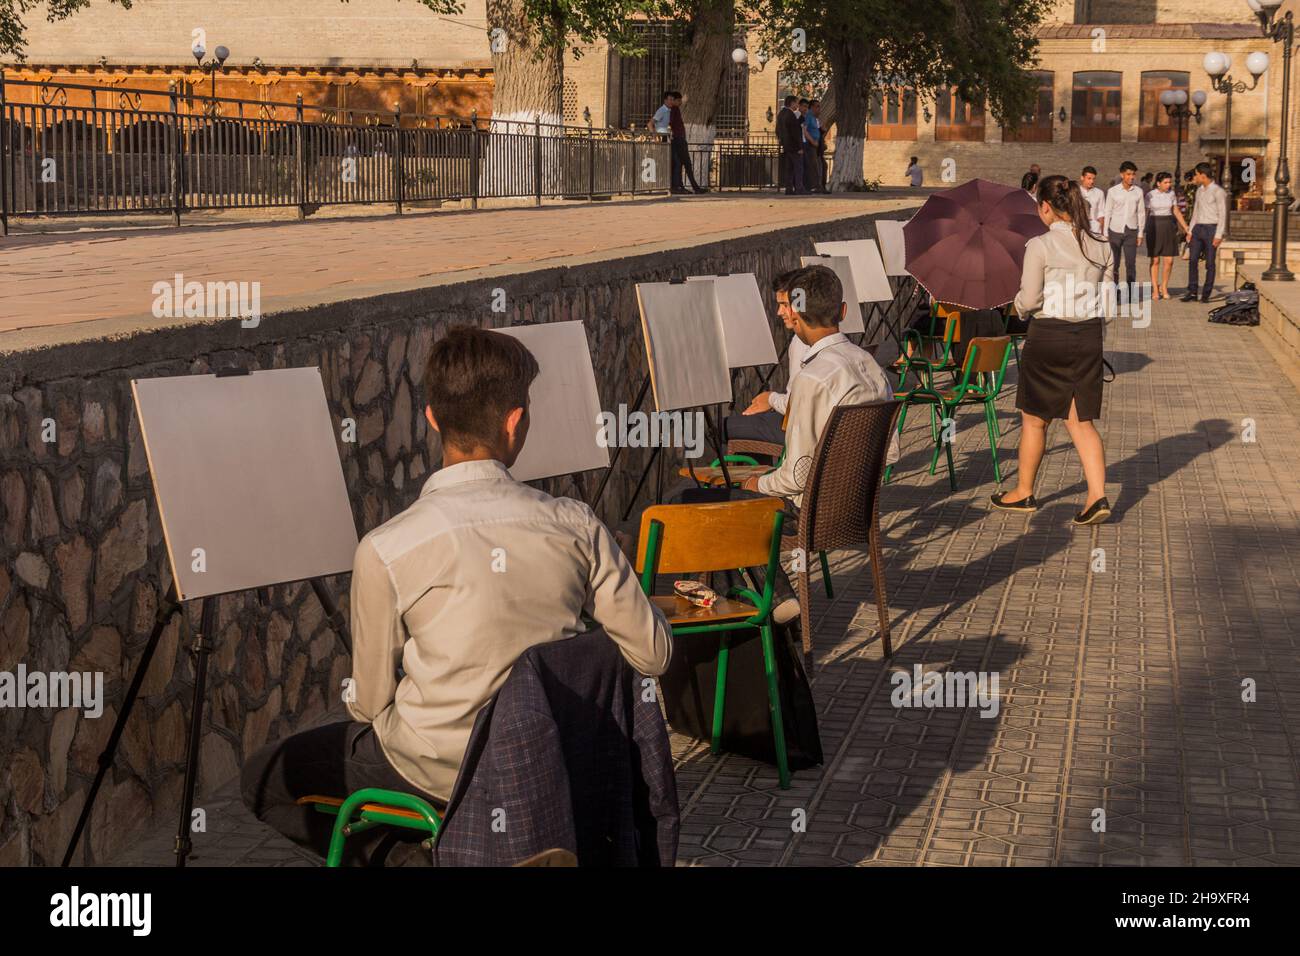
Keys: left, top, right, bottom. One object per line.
{"left": 297, "top": 794, "right": 429, "bottom": 823}
{"left": 677, "top": 464, "right": 769, "bottom": 486}
{"left": 650, "top": 594, "right": 758, "bottom": 625}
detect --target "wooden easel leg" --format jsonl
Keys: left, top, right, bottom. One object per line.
{"left": 174, "top": 596, "right": 217, "bottom": 868}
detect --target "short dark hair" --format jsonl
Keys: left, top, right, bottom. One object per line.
{"left": 798, "top": 97, "right": 810, "bottom": 106}
{"left": 1155, "top": 170, "right": 1173, "bottom": 185}
{"left": 1082, "top": 165, "right": 1097, "bottom": 176}
{"left": 788, "top": 265, "right": 843, "bottom": 328}
{"left": 1194, "top": 161, "right": 1214, "bottom": 178}
{"left": 1120, "top": 161, "right": 1137, "bottom": 173}
{"left": 424, "top": 326, "right": 539, "bottom": 451}
{"left": 808, "top": 99, "right": 819, "bottom": 108}
{"left": 772, "top": 268, "right": 802, "bottom": 293}
{"left": 662, "top": 91, "right": 673, "bottom": 102}
{"left": 669, "top": 90, "right": 682, "bottom": 100}
{"left": 783, "top": 95, "right": 797, "bottom": 107}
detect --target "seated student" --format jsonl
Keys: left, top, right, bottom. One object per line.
{"left": 724, "top": 268, "right": 808, "bottom": 452}
{"left": 736, "top": 264, "right": 894, "bottom": 509}
{"left": 242, "top": 326, "right": 672, "bottom": 865}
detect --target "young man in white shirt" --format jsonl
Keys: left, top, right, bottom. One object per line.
{"left": 243, "top": 327, "right": 672, "bottom": 864}
{"left": 1103, "top": 161, "right": 1146, "bottom": 286}
{"left": 1182, "top": 161, "right": 1227, "bottom": 303}
{"left": 650, "top": 91, "right": 672, "bottom": 136}
{"left": 738, "top": 265, "right": 895, "bottom": 509}
{"left": 1080, "top": 165, "right": 1106, "bottom": 236}
{"left": 724, "top": 269, "right": 807, "bottom": 453}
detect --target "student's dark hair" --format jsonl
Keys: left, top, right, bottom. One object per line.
{"left": 424, "top": 326, "right": 539, "bottom": 451}
{"left": 772, "top": 268, "right": 802, "bottom": 293}
{"left": 1082, "top": 165, "right": 1097, "bottom": 176}
{"left": 670, "top": 90, "right": 682, "bottom": 100}
{"left": 783, "top": 95, "right": 797, "bottom": 107}
{"left": 1119, "top": 160, "right": 1137, "bottom": 173}
{"left": 798, "top": 97, "right": 810, "bottom": 105}
{"left": 1021, "top": 171, "right": 1039, "bottom": 191}
{"left": 788, "top": 265, "right": 843, "bottom": 328}
{"left": 1155, "top": 170, "right": 1172, "bottom": 185}
{"left": 909, "top": 155, "right": 918, "bottom": 165}
{"left": 1039, "top": 174, "right": 1104, "bottom": 266}
{"left": 1194, "top": 161, "right": 1214, "bottom": 178}
{"left": 808, "top": 98, "right": 819, "bottom": 108}
{"left": 662, "top": 91, "right": 673, "bottom": 102}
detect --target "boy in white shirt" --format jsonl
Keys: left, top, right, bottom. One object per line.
{"left": 1080, "top": 165, "right": 1106, "bottom": 236}
{"left": 1102, "top": 160, "right": 1146, "bottom": 286}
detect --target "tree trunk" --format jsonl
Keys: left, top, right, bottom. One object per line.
{"left": 483, "top": 0, "right": 565, "bottom": 196}
{"left": 677, "top": 0, "right": 735, "bottom": 187}
{"left": 826, "top": 38, "right": 871, "bottom": 192}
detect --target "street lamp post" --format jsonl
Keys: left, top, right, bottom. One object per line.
{"left": 1250, "top": 0, "right": 1294, "bottom": 281}
{"left": 192, "top": 42, "right": 231, "bottom": 103}
{"left": 1204, "top": 50, "right": 1268, "bottom": 239}
{"left": 1159, "top": 87, "right": 1204, "bottom": 186}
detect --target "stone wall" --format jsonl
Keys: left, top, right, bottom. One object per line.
{"left": 0, "top": 206, "right": 911, "bottom": 866}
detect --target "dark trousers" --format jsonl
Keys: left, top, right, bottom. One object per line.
{"left": 781, "top": 148, "right": 804, "bottom": 194}
{"left": 803, "top": 144, "right": 823, "bottom": 193}
{"left": 1109, "top": 227, "right": 1138, "bottom": 285}
{"left": 670, "top": 136, "right": 700, "bottom": 191}
{"left": 1187, "top": 223, "right": 1218, "bottom": 297}
{"left": 241, "top": 720, "right": 445, "bottom": 866}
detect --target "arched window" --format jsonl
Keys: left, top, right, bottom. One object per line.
{"left": 1004, "top": 72, "right": 1054, "bottom": 143}
{"left": 1071, "top": 71, "right": 1122, "bottom": 142}
{"left": 1140, "top": 71, "right": 1190, "bottom": 142}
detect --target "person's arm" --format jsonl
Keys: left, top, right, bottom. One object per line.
{"left": 1136, "top": 191, "right": 1145, "bottom": 245}
{"left": 1012, "top": 237, "right": 1046, "bottom": 317}
{"left": 583, "top": 509, "right": 672, "bottom": 677}
{"left": 1172, "top": 202, "right": 1190, "bottom": 234}
{"left": 757, "top": 374, "right": 820, "bottom": 499}
{"left": 1213, "top": 187, "right": 1226, "bottom": 243}
{"left": 1101, "top": 189, "right": 1115, "bottom": 235}
{"left": 346, "top": 536, "right": 404, "bottom": 723}
{"left": 768, "top": 389, "right": 789, "bottom": 416}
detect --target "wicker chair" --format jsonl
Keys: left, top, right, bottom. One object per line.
{"left": 781, "top": 398, "right": 901, "bottom": 659}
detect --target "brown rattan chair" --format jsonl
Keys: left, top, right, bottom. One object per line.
{"left": 780, "top": 398, "right": 901, "bottom": 659}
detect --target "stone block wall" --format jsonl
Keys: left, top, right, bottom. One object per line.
{"left": 0, "top": 205, "right": 911, "bottom": 865}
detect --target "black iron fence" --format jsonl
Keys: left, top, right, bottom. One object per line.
{"left": 0, "top": 76, "right": 783, "bottom": 232}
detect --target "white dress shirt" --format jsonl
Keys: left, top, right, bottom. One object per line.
{"left": 348, "top": 459, "right": 672, "bottom": 800}
{"left": 1189, "top": 182, "right": 1228, "bottom": 241}
{"left": 1103, "top": 183, "right": 1146, "bottom": 235}
{"left": 1083, "top": 185, "right": 1106, "bottom": 234}
{"left": 768, "top": 335, "right": 809, "bottom": 416}
{"left": 757, "top": 333, "right": 894, "bottom": 508}
{"left": 652, "top": 104, "right": 671, "bottom": 135}
{"left": 1014, "top": 221, "right": 1114, "bottom": 321}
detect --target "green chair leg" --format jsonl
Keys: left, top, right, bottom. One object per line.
{"left": 818, "top": 550, "right": 833, "bottom": 598}
{"left": 711, "top": 634, "right": 730, "bottom": 754}
{"left": 943, "top": 425, "right": 957, "bottom": 490}
{"left": 322, "top": 788, "right": 442, "bottom": 868}
{"left": 984, "top": 400, "right": 1002, "bottom": 483}
{"left": 759, "top": 624, "right": 790, "bottom": 789}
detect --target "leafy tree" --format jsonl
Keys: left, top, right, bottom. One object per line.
{"left": 746, "top": 0, "right": 1050, "bottom": 189}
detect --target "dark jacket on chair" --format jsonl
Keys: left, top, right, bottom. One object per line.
{"left": 432, "top": 629, "right": 679, "bottom": 867}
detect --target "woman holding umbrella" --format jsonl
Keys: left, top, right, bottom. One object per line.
{"left": 991, "top": 174, "right": 1114, "bottom": 526}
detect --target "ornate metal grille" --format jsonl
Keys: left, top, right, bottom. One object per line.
{"left": 615, "top": 23, "right": 749, "bottom": 134}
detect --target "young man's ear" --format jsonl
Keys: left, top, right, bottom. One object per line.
{"left": 424, "top": 406, "right": 440, "bottom": 433}
{"left": 505, "top": 405, "right": 526, "bottom": 441}
{"left": 838, "top": 300, "right": 847, "bottom": 324}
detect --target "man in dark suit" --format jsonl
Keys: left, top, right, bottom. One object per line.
{"left": 776, "top": 95, "right": 804, "bottom": 195}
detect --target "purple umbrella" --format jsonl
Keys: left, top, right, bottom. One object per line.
{"left": 902, "top": 178, "right": 1048, "bottom": 310}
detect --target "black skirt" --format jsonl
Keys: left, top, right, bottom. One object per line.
{"left": 1015, "top": 317, "right": 1104, "bottom": 421}
{"left": 1147, "top": 215, "right": 1179, "bottom": 258}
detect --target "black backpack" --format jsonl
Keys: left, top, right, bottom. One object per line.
{"left": 1208, "top": 285, "right": 1260, "bottom": 327}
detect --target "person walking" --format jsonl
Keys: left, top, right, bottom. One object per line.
{"left": 777, "top": 95, "right": 804, "bottom": 195}
{"left": 991, "top": 175, "right": 1113, "bottom": 527}
{"left": 1181, "top": 161, "right": 1227, "bottom": 303}
{"left": 1021, "top": 170, "right": 1039, "bottom": 199}
{"left": 1079, "top": 165, "right": 1106, "bottom": 236}
{"left": 1144, "top": 171, "right": 1188, "bottom": 300}
{"left": 667, "top": 91, "right": 706, "bottom": 195}
{"left": 906, "top": 156, "right": 923, "bottom": 188}
{"left": 1103, "top": 160, "right": 1145, "bottom": 287}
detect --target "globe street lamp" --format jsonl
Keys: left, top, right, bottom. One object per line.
{"left": 1205, "top": 50, "right": 1268, "bottom": 238}
{"left": 192, "top": 42, "right": 231, "bottom": 102}
{"left": 1159, "top": 87, "right": 1204, "bottom": 186}
{"left": 1248, "top": 0, "right": 1294, "bottom": 281}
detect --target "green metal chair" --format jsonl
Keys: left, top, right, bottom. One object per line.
{"left": 635, "top": 496, "right": 791, "bottom": 788}
{"left": 885, "top": 335, "right": 1013, "bottom": 490}
{"left": 892, "top": 301, "right": 962, "bottom": 391}
{"left": 298, "top": 788, "right": 442, "bottom": 867}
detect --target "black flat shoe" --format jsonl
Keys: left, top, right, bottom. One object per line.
{"left": 991, "top": 491, "right": 1038, "bottom": 513}
{"left": 1179, "top": 292, "right": 1198, "bottom": 302}
{"left": 1073, "top": 497, "right": 1112, "bottom": 526}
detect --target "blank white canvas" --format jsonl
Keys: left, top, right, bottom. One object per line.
{"left": 686, "top": 273, "right": 778, "bottom": 369}
{"left": 496, "top": 321, "right": 611, "bottom": 483}
{"left": 132, "top": 368, "right": 359, "bottom": 602}
{"left": 636, "top": 281, "right": 732, "bottom": 412}
{"left": 876, "top": 219, "right": 909, "bottom": 276}
{"left": 800, "top": 255, "right": 865, "bottom": 334}
{"left": 813, "top": 240, "right": 893, "bottom": 303}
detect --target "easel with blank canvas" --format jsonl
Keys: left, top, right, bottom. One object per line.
{"left": 495, "top": 321, "right": 610, "bottom": 487}
{"left": 875, "top": 218, "right": 924, "bottom": 349}
{"left": 812, "top": 240, "right": 895, "bottom": 349}
{"left": 62, "top": 367, "right": 358, "bottom": 868}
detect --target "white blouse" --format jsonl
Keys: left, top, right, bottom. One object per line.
{"left": 1146, "top": 189, "right": 1176, "bottom": 217}
{"left": 1014, "top": 221, "right": 1115, "bottom": 322}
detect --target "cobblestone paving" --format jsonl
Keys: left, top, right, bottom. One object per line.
{"left": 110, "top": 289, "right": 1300, "bottom": 867}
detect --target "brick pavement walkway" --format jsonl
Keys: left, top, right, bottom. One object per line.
{"left": 109, "top": 290, "right": 1300, "bottom": 867}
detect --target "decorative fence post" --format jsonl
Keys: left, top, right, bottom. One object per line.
{"left": 0, "top": 69, "right": 9, "bottom": 236}
{"left": 393, "top": 106, "right": 404, "bottom": 215}
{"left": 295, "top": 94, "right": 306, "bottom": 219}
{"left": 168, "top": 82, "right": 182, "bottom": 227}
{"left": 469, "top": 109, "right": 479, "bottom": 211}
{"left": 587, "top": 116, "right": 595, "bottom": 201}
{"left": 533, "top": 114, "right": 542, "bottom": 206}
{"left": 630, "top": 134, "right": 637, "bottom": 199}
